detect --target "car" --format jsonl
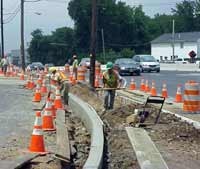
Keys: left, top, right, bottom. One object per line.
{"left": 174, "top": 58, "right": 188, "bottom": 64}
{"left": 27, "top": 62, "right": 44, "bottom": 71}
{"left": 132, "top": 55, "right": 160, "bottom": 73}
{"left": 114, "top": 58, "right": 141, "bottom": 76}
{"left": 79, "top": 58, "right": 91, "bottom": 68}
{"left": 45, "top": 63, "right": 55, "bottom": 67}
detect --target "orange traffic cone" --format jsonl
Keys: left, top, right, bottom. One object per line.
{"left": 145, "top": 80, "right": 150, "bottom": 93}
{"left": 162, "top": 83, "right": 168, "bottom": 98}
{"left": 41, "top": 79, "right": 47, "bottom": 94}
{"left": 175, "top": 85, "right": 182, "bottom": 103}
{"left": 72, "top": 73, "right": 76, "bottom": 85}
{"left": 42, "top": 99, "right": 56, "bottom": 131}
{"left": 130, "top": 78, "right": 136, "bottom": 90}
{"left": 20, "top": 71, "right": 25, "bottom": 80}
{"left": 33, "top": 84, "right": 41, "bottom": 102}
{"left": 37, "top": 74, "right": 43, "bottom": 85}
{"left": 25, "top": 75, "right": 31, "bottom": 89}
{"left": 151, "top": 80, "right": 157, "bottom": 96}
{"left": 95, "top": 76, "right": 99, "bottom": 88}
{"left": 49, "top": 94, "right": 56, "bottom": 118}
{"left": 54, "top": 87, "right": 63, "bottom": 109}
{"left": 29, "top": 111, "right": 47, "bottom": 154}
{"left": 0, "top": 68, "right": 3, "bottom": 75}
{"left": 29, "top": 76, "right": 35, "bottom": 90}
{"left": 140, "top": 78, "right": 145, "bottom": 91}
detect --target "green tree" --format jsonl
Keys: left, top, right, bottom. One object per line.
{"left": 120, "top": 48, "right": 135, "bottom": 58}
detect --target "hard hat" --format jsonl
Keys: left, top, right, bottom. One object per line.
{"left": 106, "top": 62, "right": 113, "bottom": 70}
{"left": 49, "top": 67, "right": 57, "bottom": 73}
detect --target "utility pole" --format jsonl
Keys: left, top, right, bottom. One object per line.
{"left": 1, "top": 0, "right": 4, "bottom": 58}
{"left": 21, "top": 0, "right": 25, "bottom": 72}
{"left": 172, "top": 19, "right": 175, "bottom": 61}
{"left": 101, "top": 28, "right": 106, "bottom": 63}
{"left": 90, "top": 0, "right": 97, "bottom": 88}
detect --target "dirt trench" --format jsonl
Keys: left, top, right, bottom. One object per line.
{"left": 70, "top": 84, "right": 200, "bottom": 169}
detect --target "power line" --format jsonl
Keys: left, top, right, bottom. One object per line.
{"left": 3, "top": 5, "right": 21, "bottom": 24}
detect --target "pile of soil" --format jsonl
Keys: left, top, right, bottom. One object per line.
{"left": 70, "top": 84, "right": 200, "bottom": 169}
{"left": 70, "top": 84, "right": 140, "bottom": 169}
{"left": 66, "top": 111, "right": 91, "bottom": 168}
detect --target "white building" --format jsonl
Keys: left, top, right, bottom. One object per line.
{"left": 151, "top": 32, "right": 200, "bottom": 61}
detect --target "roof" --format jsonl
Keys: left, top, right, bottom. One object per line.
{"left": 151, "top": 32, "right": 200, "bottom": 44}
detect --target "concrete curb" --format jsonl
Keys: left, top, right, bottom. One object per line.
{"left": 69, "top": 93, "right": 104, "bottom": 169}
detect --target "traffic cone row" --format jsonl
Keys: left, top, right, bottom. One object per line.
{"left": 129, "top": 78, "right": 183, "bottom": 100}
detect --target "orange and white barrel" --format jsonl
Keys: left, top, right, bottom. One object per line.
{"left": 183, "top": 81, "right": 200, "bottom": 113}
{"left": 95, "top": 65, "right": 101, "bottom": 77}
{"left": 77, "top": 67, "right": 85, "bottom": 82}
{"left": 65, "top": 64, "right": 70, "bottom": 73}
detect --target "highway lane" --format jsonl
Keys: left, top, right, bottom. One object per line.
{"left": 123, "top": 71, "right": 200, "bottom": 98}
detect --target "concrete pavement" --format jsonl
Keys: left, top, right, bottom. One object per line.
{"left": 0, "top": 76, "right": 34, "bottom": 159}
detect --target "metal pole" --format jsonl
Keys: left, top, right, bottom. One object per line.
{"left": 172, "top": 19, "right": 175, "bottom": 61}
{"left": 101, "top": 28, "right": 106, "bottom": 63}
{"left": 21, "top": 0, "right": 25, "bottom": 72}
{"left": 90, "top": 0, "right": 97, "bottom": 88}
{"left": 1, "top": 0, "right": 4, "bottom": 58}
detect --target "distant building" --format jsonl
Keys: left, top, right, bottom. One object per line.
{"left": 151, "top": 32, "right": 200, "bottom": 61}
{"left": 7, "top": 49, "right": 30, "bottom": 66}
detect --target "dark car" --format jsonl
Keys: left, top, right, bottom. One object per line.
{"left": 27, "top": 62, "right": 44, "bottom": 71}
{"left": 114, "top": 58, "right": 141, "bottom": 76}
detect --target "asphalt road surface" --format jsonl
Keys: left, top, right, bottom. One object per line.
{"left": 124, "top": 70, "right": 200, "bottom": 98}
{"left": 0, "top": 78, "right": 34, "bottom": 148}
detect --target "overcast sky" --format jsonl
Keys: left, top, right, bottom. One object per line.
{"left": 3, "top": 0, "right": 183, "bottom": 53}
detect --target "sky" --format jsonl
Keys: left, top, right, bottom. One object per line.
{"left": 3, "top": 0, "right": 184, "bottom": 53}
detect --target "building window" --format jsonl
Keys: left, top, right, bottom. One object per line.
{"left": 180, "top": 42, "right": 184, "bottom": 48}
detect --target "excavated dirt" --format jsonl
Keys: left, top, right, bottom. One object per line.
{"left": 71, "top": 84, "right": 140, "bottom": 169}
{"left": 70, "top": 84, "right": 200, "bottom": 169}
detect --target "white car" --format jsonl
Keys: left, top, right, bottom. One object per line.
{"left": 174, "top": 58, "right": 188, "bottom": 64}
{"left": 132, "top": 55, "right": 160, "bottom": 73}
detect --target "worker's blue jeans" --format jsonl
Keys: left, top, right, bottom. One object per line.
{"left": 104, "top": 90, "right": 116, "bottom": 110}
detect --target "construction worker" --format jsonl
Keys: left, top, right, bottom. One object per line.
{"left": 49, "top": 67, "right": 70, "bottom": 105}
{"left": 1, "top": 56, "right": 9, "bottom": 76}
{"left": 103, "top": 62, "right": 122, "bottom": 111}
{"left": 72, "top": 54, "right": 78, "bottom": 80}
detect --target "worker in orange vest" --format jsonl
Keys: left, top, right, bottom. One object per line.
{"left": 49, "top": 67, "right": 69, "bottom": 105}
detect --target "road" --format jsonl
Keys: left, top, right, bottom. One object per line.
{"left": 0, "top": 78, "right": 34, "bottom": 159}
{"left": 124, "top": 71, "right": 200, "bottom": 98}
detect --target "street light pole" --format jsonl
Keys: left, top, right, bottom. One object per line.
{"left": 101, "top": 28, "right": 106, "bottom": 63}
{"left": 1, "top": 0, "right": 4, "bottom": 58}
{"left": 172, "top": 19, "right": 175, "bottom": 61}
{"left": 90, "top": 0, "right": 97, "bottom": 88}
{"left": 21, "top": 0, "right": 25, "bottom": 72}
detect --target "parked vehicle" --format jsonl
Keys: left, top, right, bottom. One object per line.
{"left": 79, "top": 58, "right": 90, "bottom": 68}
{"left": 114, "top": 58, "right": 141, "bottom": 76}
{"left": 27, "top": 62, "right": 44, "bottom": 71}
{"left": 45, "top": 63, "right": 55, "bottom": 67}
{"left": 174, "top": 58, "right": 188, "bottom": 64}
{"left": 132, "top": 55, "right": 160, "bottom": 73}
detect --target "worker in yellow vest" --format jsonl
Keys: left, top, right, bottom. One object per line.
{"left": 103, "top": 62, "right": 122, "bottom": 111}
{"left": 49, "top": 67, "right": 69, "bottom": 105}
{"left": 72, "top": 54, "right": 78, "bottom": 80}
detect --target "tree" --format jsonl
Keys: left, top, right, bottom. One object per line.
{"left": 172, "top": 0, "right": 195, "bottom": 32}
{"left": 28, "top": 27, "right": 75, "bottom": 65}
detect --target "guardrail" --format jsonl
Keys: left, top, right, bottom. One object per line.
{"left": 68, "top": 93, "right": 104, "bottom": 169}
